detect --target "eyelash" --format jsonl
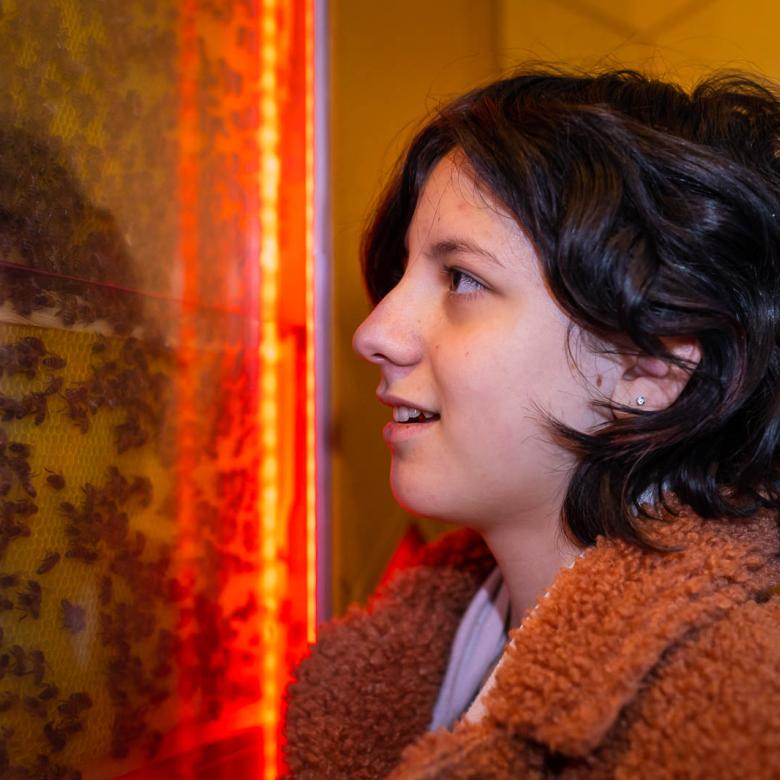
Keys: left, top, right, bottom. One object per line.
{"left": 442, "top": 265, "right": 487, "bottom": 298}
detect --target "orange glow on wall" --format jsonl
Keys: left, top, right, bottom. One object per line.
{"left": 258, "top": 0, "right": 317, "bottom": 776}
{"left": 169, "top": 0, "right": 318, "bottom": 776}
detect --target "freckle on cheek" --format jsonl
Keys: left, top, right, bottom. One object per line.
{"left": 596, "top": 375, "right": 603, "bottom": 388}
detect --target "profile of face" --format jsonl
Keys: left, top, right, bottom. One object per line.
{"left": 352, "top": 154, "right": 618, "bottom": 531}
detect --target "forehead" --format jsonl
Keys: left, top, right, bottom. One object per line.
{"left": 406, "top": 153, "right": 538, "bottom": 272}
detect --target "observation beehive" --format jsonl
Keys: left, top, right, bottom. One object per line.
{"left": 0, "top": 1, "right": 317, "bottom": 775}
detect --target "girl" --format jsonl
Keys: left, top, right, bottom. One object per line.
{"left": 284, "top": 67, "right": 780, "bottom": 778}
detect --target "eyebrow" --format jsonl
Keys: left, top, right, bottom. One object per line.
{"left": 423, "top": 238, "right": 505, "bottom": 270}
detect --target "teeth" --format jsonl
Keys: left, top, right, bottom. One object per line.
{"left": 393, "top": 406, "right": 437, "bottom": 422}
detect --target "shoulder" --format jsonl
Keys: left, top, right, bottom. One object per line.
{"left": 282, "top": 527, "right": 495, "bottom": 778}
{"left": 613, "top": 594, "right": 780, "bottom": 775}
{"left": 377, "top": 526, "right": 494, "bottom": 596}
{"left": 294, "top": 526, "right": 494, "bottom": 664}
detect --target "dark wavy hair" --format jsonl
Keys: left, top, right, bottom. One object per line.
{"left": 360, "top": 66, "right": 780, "bottom": 553}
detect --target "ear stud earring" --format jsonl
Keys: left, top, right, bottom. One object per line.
{"left": 635, "top": 396, "right": 646, "bottom": 406}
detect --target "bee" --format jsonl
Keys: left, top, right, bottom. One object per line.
{"left": 166, "top": 577, "right": 187, "bottom": 603}
{"left": 130, "top": 531, "right": 146, "bottom": 558}
{"left": 7, "top": 442, "right": 29, "bottom": 458}
{"left": 81, "top": 482, "right": 97, "bottom": 513}
{"left": 17, "top": 580, "right": 41, "bottom": 620}
{"left": 0, "top": 395, "right": 22, "bottom": 422}
{"left": 7, "top": 458, "right": 36, "bottom": 498}
{"left": 8, "top": 645, "right": 27, "bottom": 675}
{"left": 57, "top": 691, "right": 92, "bottom": 718}
{"left": 20, "top": 337, "right": 45, "bottom": 355}
{"left": 108, "top": 685, "right": 129, "bottom": 708}
{"left": 149, "top": 686, "right": 170, "bottom": 706}
{"left": 0, "top": 517, "right": 30, "bottom": 544}
{"left": 230, "top": 592, "right": 258, "bottom": 622}
{"left": 152, "top": 661, "right": 172, "bottom": 679}
{"left": 65, "top": 544, "right": 98, "bottom": 564}
{"left": 23, "top": 389, "right": 49, "bottom": 426}
{"left": 61, "top": 387, "right": 89, "bottom": 434}
{"left": 0, "top": 574, "right": 20, "bottom": 589}
{"left": 145, "top": 729, "right": 163, "bottom": 760}
{"left": 129, "top": 475, "right": 153, "bottom": 508}
{"left": 113, "top": 415, "right": 148, "bottom": 454}
{"left": 131, "top": 609, "right": 156, "bottom": 642}
{"left": 98, "top": 612, "right": 118, "bottom": 647}
{"left": 99, "top": 575, "right": 112, "bottom": 606}
{"left": 203, "top": 697, "right": 222, "bottom": 722}
{"left": 0, "top": 599, "right": 14, "bottom": 612}
{"left": 77, "top": 301, "right": 96, "bottom": 325}
{"left": 156, "top": 628, "right": 178, "bottom": 658}
{"left": 36, "top": 551, "right": 61, "bottom": 575}
{"left": 31, "top": 754, "right": 81, "bottom": 780}
{"left": 45, "top": 470, "right": 66, "bottom": 490}
{"left": 110, "top": 705, "right": 146, "bottom": 759}
{"left": 42, "top": 355, "right": 67, "bottom": 370}
{"left": 0, "top": 691, "right": 18, "bottom": 712}
{"left": 11, "top": 499, "right": 37, "bottom": 516}
{"left": 152, "top": 547, "right": 172, "bottom": 580}
{"left": 45, "top": 376, "right": 64, "bottom": 396}
{"left": 29, "top": 649, "right": 45, "bottom": 685}
{"left": 44, "top": 721, "right": 67, "bottom": 751}
{"left": 0, "top": 464, "right": 11, "bottom": 498}
{"left": 105, "top": 465, "right": 130, "bottom": 501}
{"left": 56, "top": 295, "right": 80, "bottom": 327}
{"left": 31, "top": 291, "right": 55, "bottom": 308}
{"left": 91, "top": 338, "right": 108, "bottom": 354}
{"left": 111, "top": 732, "right": 131, "bottom": 759}
{"left": 61, "top": 600, "right": 87, "bottom": 633}
{"left": 23, "top": 695, "right": 47, "bottom": 718}
{"left": 38, "top": 682, "right": 59, "bottom": 701}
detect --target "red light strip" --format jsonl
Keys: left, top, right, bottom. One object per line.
{"left": 304, "top": 0, "right": 317, "bottom": 645}
{"left": 258, "top": 0, "right": 283, "bottom": 775}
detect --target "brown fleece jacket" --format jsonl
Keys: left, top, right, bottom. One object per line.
{"left": 283, "top": 494, "right": 780, "bottom": 778}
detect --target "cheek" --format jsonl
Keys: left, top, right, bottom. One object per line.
{"left": 437, "top": 321, "right": 574, "bottom": 434}
{"left": 437, "top": 341, "right": 533, "bottom": 431}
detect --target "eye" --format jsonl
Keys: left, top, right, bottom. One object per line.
{"left": 442, "top": 265, "right": 487, "bottom": 297}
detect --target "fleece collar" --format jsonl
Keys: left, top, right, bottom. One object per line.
{"left": 471, "top": 493, "right": 780, "bottom": 757}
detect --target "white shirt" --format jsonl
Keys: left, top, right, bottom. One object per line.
{"left": 428, "top": 554, "right": 582, "bottom": 731}
{"left": 429, "top": 486, "right": 662, "bottom": 731}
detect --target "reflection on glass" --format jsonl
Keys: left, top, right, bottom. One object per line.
{"left": 0, "top": 1, "right": 316, "bottom": 777}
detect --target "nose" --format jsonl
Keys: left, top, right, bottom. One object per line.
{"left": 352, "top": 281, "right": 423, "bottom": 369}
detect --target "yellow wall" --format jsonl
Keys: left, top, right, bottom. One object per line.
{"left": 330, "top": 1, "right": 501, "bottom": 615}
{"left": 330, "top": 0, "right": 780, "bottom": 617}
{"left": 497, "top": 0, "right": 780, "bottom": 84}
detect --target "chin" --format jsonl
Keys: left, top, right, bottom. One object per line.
{"left": 389, "top": 463, "right": 473, "bottom": 525}
{"left": 389, "top": 463, "right": 440, "bottom": 519}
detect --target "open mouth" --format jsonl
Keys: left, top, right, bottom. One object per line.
{"left": 398, "top": 414, "right": 440, "bottom": 424}
{"left": 392, "top": 405, "right": 440, "bottom": 424}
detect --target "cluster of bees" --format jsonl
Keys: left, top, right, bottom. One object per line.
{"left": 0, "top": 262, "right": 141, "bottom": 341}
{"left": 0, "top": 329, "right": 266, "bottom": 775}
{"left": 0, "top": 334, "right": 171, "bottom": 776}
{"left": 0, "top": 634, "right": 92, "bottom": 779}
{"left": 0, "top": 337, "right": 63, "bottom": 431}
{"left": 170, "top": 363, "right": 263, "bottom": 720}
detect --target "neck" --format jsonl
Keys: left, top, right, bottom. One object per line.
{"left": 480, "top": 514, "right": 584, "bottom": 630}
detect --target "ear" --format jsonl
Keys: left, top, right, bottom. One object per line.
{"left": 611, "top": 337, "right": 701, "bottom": 417}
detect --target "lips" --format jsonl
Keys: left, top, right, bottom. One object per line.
{"left": 383, "top": 416, "right": 438, "bottom": 443}
{"left": 376, "top": 391, "right": 438, "bottom": 416}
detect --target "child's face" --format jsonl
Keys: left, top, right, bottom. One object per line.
{"left": 353, "top": 154, "right": 614, "bottom": 529}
